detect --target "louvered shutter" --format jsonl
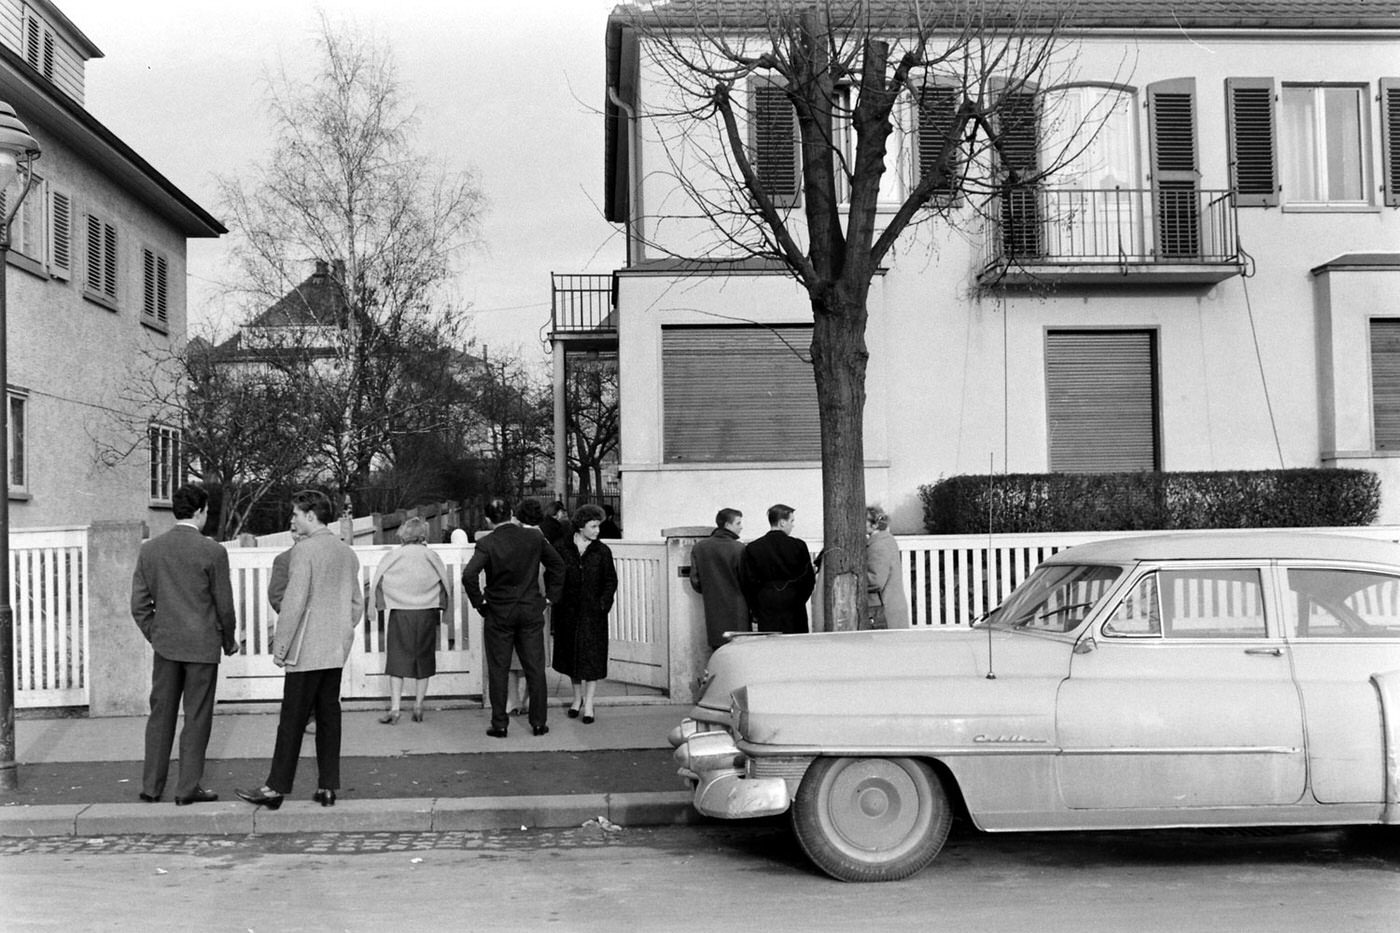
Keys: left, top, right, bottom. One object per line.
{"left": 662, "top": 326, "right": 819, "bottom": 462}
{"left": 1046, "top": 330, "right": 1159, "bottom": 473}
{"left": 997, "top": 89, "right": 1041, "bottom": 258}
{"left": 24, "top": 17, "right": 39, "bottom": 70}
{"left": 750, "top": 79, "right": 799, "bottom": 208}
{"left": 916, "top": 84, "right": 959, "bottom": 201}
{"left": 1147, "top": 79, "right": 1200, "bottom": 258}
{"left": 1372, "top": 320, "right": 1400, "bottom": 449}
{"left": 1226, "top": 78, "right": 1278, "bottom": 207}
{"left": 142, "top": 249, "right": 169, "bottom": 326}
{"left": 48, "top": 188, "right": 70, "bottom": 279}
{"left": 1382, "top": 79, "right": 1400, "bottom": 208}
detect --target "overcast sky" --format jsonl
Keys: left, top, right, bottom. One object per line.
{"left": 56, "top": 0, "right": 623, "bottom": 363}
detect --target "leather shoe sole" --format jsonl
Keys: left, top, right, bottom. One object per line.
{"left": 235, "top": 787, "right": 283, "bottom": 810}
{"left": 174, "top": 788, "right": 218, "bottom": 806}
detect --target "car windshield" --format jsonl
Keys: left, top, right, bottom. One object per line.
{"left": 983, "top": 563, "right": 1123, "bottom": 633}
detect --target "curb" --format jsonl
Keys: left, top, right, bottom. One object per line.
{"left": 0, "top": 791, "right": 699, "bottom": 838}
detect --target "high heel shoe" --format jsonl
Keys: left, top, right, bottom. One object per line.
{"left": 378, "top": 711, "right": 400, "bottom": 725}
{"left": 236, "top": 787, "right": 283, "bottom": 810}
{"left": 581, "top": 707, "right": 596, "bottom": 725}
{"left": 312, "top": 789, "right": 336, "bottom": 807}
{"left": 567, "top": 703, "right": 581, "bottom": 719}
{"left": 411, "top": 708, "right": 424, "bottom": 723}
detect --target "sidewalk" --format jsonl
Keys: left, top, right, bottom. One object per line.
{"left": 0, "top": 701, "right": 700, "bottom": 837}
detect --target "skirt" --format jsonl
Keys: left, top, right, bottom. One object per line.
{"left": 384, "top": 608, "right": 439, "bottom": 679}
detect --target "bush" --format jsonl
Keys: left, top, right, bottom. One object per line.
{"left": 919, "top": 469, "right": 1380, "bottom": 534}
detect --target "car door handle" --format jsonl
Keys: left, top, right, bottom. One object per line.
{"left": 1244, "top": 647, "right": 1283, "bottom": 657}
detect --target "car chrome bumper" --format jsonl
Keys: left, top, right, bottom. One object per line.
{"left": 672, "top": 718, "right": 792, "bottom": 820}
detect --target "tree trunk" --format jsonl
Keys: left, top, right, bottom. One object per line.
{"left": 810, "top": 294, "right": 869, "bottom": 632}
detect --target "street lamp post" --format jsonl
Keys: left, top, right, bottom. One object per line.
{"left": 0, "top": 101, "right": 41, "bottom": 791}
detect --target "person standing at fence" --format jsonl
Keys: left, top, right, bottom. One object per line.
{"left": 237, "top": 490, "right": 362, "bottom": 810}
{"left": 689, "top": 507, "right": 748, "bottom": 649}
{"left": 863, "top": 505, "right": 909, "bottom": 630}
{"left": 740, "top": 504, "right": 816, "bottom": 635}
{"left": 552, "top": 504, "right": 618, "bottom": 723}
{"left": 130, "top": 483, "right": 239, "bottom": 806}
{"left": 369, "top": 517, "right": 453, "bottom": 724}
{"left": 462, "top": 498, "right": 565, "bottom": 738}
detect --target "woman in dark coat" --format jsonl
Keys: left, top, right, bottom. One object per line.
{"left": 552, "top": 504, "right": 618, "bottom": 723}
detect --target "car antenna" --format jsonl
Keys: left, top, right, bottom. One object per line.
{"left": 985, "top": 453, "right": 997, "bottom": 680}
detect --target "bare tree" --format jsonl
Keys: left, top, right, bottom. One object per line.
{"left": 469, "top": 355, "right": 553, "bottom": 498}
{"left": 619, "top": 0, "right": 1109, "bottom": 629}
{"left": 218, "top": 14, "right": 484, "bottom": 511}
{"left": 564, "top": 352, "right": 620, "bottom": 499}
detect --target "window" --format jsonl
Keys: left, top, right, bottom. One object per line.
{"left": 750, "top": 78, "right": 799, "bottom": 208}
{"left": 1040, "top": 84, "right": 1140, "bottom": 259}
{"left": 142, "top": 248, "right": 169, "bottom": 329}
{"left": 0, "top": 173, "right": 45, "bottom": 262}
{"left": 7, "top": 389, "right": 26, "bottom": 496}
{"left": 1108, "top": 569, "right": 1265, "bottom": 639}
{"left": 1281, "top": 84, "right": 1371, "bottom": 206}
{"left": 85, "top": 212, "right": 118, "bottom": 305}
{"left": 1369, "top": 319, "right": 1400, "bottom": 449}
{"left": 1046, "top": 330, "right": 1159, "bottom": 472}
{"left": 1287, "top": 568, "right": 1400, "bottom": 638}
{"left": 148, "top": 424, "right": 181, "bottom": 504}
{"left": 662, "top": 325, "right": 819, "bottom": 463}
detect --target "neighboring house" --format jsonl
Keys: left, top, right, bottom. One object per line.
{"left": 3, "top": 0, "right": 224, "bottom": 530}
{"left": 574, "top": 0, "right": 1400, "bottom": 537}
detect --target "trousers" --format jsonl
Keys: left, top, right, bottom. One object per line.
{"left": 266, "top": 667, "right": 343, "bottom": 793}
{"left": 483, "top": 607, "right": 547, "bottom": 731}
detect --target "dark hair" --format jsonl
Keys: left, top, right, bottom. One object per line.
{"left": 171, "top": 483, "right": 208, "bottom": 521}
{"left": 572, "top": 503, "right": 606, "bottom": 529}
{"left": 547, "top": 500, "right": 567, "bottom": 517}
{"left": 484, "top": 498, "right": 512, "bottom": 524}
{"left": 767, "top": 503, "right": 795, "bottom": 526}
{"left": 292, "top": 489, "right": 335, "bottom": 525}
{"left": 715, "top": 507, "right": 742, "bottom": 528}
{"left": 515, "top": 498, "right": 544, "bottom": 525}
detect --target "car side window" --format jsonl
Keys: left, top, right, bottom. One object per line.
{"left": 1159, "top": 568, "right": 1267, "bottom": 638}
{"left": 1103, "top": 573, "right": 1161, "bottom": 636}
{"left": 1287, "top": 568, "right": 1400, "bottom": 638}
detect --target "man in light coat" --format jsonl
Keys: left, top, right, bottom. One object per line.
{"left": 689, "top": 507, "right": 748, "bottom": 649}
{"left": 130, "top": 483, "right": 238, "bottom": 805}
{"left": 237, "top": 490, "right": 362, "bottom": 809}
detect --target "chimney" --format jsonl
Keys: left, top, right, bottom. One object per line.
{"left": 314, "top": 259, "right": 329, "bottom": 278}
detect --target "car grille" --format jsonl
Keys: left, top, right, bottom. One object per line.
{"left": 746, "top": 755, "right": 814, "bottom": 782}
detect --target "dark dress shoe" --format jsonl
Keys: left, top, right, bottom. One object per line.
{"left": 532, "top": 724, "right": 549, "bottom": 736}
{"left": 235, "top": 787, "right": 283, "bottom": 810}
{"left": 312, "top": 789, "right": 336, "bottom": 807}
{"left": 175, "top": 788, "right": 218, "bottom": 806}
{"left": 582, "top": 712, "right": 596, "bottom": 725}
{"left": 567, "top": 705, "right": 581, "bottom": 719}
{"left": 138, "top": 792, "right": 161, "bottom": 803}
{"left": 486, "top": 726, "right": 508, "bottom": 738}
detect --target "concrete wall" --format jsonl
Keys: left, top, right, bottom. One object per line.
{"left": 85, "top": 521, "right": 149, "bottom": 716}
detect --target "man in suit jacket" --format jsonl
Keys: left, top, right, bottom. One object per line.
{"left": 740, "top": 504, "right": 816, "bottom": 635}
{"left": 130, "top": 483, "right": 238, "bottom": 805}
{"left": 689, "top": 507, "right": 749, "bottom": 649}
{"left": 462, "top": 498, "right": 565, "bottom": 738}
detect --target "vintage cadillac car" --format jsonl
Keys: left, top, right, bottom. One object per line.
{"left": 671, "top": 531, "right": 1400, "bottom": 882}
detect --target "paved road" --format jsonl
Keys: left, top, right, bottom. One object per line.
{"left": 4, "top": 820, "right": 1397, "bottom": 931}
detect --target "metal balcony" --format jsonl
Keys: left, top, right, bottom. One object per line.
{"left": 979, "top": 187, "right": 1245, "bottom": 287}
{"left": 550, "top": 273, "right": 617, "bottom": 341}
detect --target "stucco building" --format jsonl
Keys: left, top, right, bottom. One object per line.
{"left": 564, "top": 0, "right": 1400, "bottom": 538}
{"left": 3, "top": 0, "right": 223, "bottom": 531}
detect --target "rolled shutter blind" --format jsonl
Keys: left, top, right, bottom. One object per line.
{"left": 663, "top": 325, "right": 819, "bottom": 462}
{"left": 1047, "top": 330, "right": 1158, "bottom": 472}
{"left": 1371, "top": 320, "right": 1400, "bottom": 449}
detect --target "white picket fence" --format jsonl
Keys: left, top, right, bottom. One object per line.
{"left": 12, "top": 524, "right": 1400, "bottom": 708}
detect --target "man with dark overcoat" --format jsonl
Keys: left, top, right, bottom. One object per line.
{"left": 740, "top": 503, "right": 816, "bottom": 635}
{"left": 130, "top": 483, "right": 238, "bottom": 805}
{"left": 689, "top": 507, "right": 748, "bottom": 648}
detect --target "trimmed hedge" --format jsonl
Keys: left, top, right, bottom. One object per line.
{"left": 919, "top": 469, "right": 1380, "bottom": 534}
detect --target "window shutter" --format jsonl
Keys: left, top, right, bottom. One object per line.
{"left": 750, "top": 79, "right": 799, "bottom": 207}
{"left": 1383, "top": 78, "right": 1400, "bottom": 208}
{"left": 996, "top": 88, "right": 1041, "bottom": 258}
{"left": 662, "top": 325, "right": 819, "bottom": 462}
{"left": 916, "top": 84, "right": 959, "bottom": 200}
{"left": 143, "top": 249, "right": 169, "bottom": 325}
{"left": 1147, "top": 78, "right": 1200, "bottom": 257}
{"left": 49, "top": 188, "right": 70, "bottom": 279}
{"left": 1046, "top": 330, "right": 1159, "bottom": 472}
{"left": 1226, "top": 78, "right": 1278, "bottom": 207}
{"left": 1371, "top": 320, "right": 1400, "bottom": 449}
{"left": 41, "top": 29, "right": 54, "bottom": 79}
{"left": 85, "top": 214, "right": 103, "bottom": 293}
{"left": 24, "top": 17, "right": 39, "bottom": 70}
{"left": 102, "top": 222, "right": 117, "bottom": 299}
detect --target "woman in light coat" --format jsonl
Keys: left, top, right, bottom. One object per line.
{"left": 369, "top": 517, "right": 453, "bottom": 723}
{"left": 864, "top": 505, "right": 910, "bottom": 630}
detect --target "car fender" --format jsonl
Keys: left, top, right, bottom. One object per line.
{"left": 1373, "top": 668, "right": 1400, "bottom": 823}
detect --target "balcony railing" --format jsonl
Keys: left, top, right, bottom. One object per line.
{"left": 980, "top": 187, "right": 1244, "bottom": 286}
{"left": 551, "top": 273, "right": 616, "bottom": 335}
